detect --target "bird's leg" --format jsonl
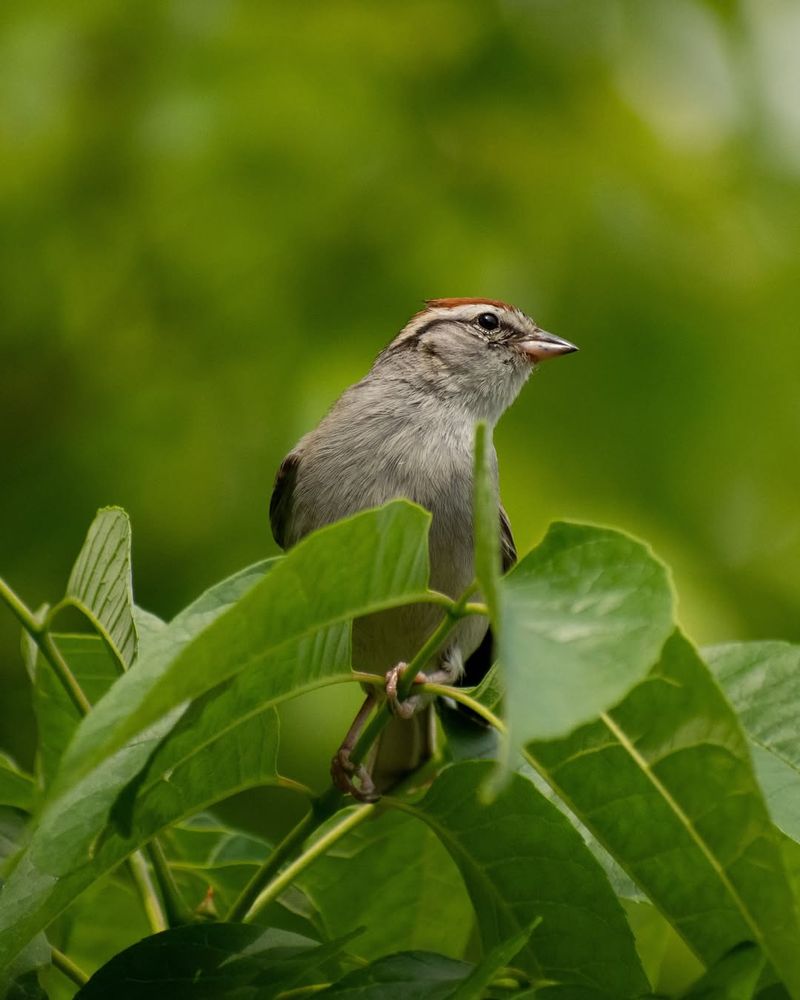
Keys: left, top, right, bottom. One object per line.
{"left": 330, "top": 692, "right": 379, "bottom": 802}
{"left": 384, "top": 661, "right": 428, "bottom": 719}
{"left": 385, "top": 657, "right": 463, "bottom": 718}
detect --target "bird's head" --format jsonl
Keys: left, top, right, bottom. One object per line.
{"left": 376, "top": 298, "right": 578, "bottom": 423}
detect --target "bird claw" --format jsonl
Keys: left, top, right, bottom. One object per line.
{"left": 330, "top": 747, "right": 379, "bottom": 803}
{"left": 385, "top": 662, "right": 427, "bottom": 719}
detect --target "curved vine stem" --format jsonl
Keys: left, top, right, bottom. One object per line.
{"left": 420, "top": 681, "right": 506, "bottom": 734}
{"left": 0, "top": 576, "right": 92, "bottom": 716}
{"left": 51, "top": 946, "right": 89, "bottom": 987}
{"left": 242, "top": 803, "right": 375, "bottom": 923}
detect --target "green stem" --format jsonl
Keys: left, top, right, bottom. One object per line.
{"left": 0, "top": 576, "right": 41, "bottom": 633}
{"left": 397, "top": 582, "right": 480, "bottom": 700}
{"left": 243, "top": 803, "right": 375, "bottom": 923}
{"left": 145, "top": 839, "right": 195, "bottom": 926}
{"left": 420, "top": 682, "right": 507, "bottom": 734}
{"left": 0, "top": 576, "right": 92, "bottom": 716}
{"left": 226, "top": 785, "right": 343, "bottom": 922}
{"left": 39, "top": 630, "right": 93, "bottom": 716}
{"left": 46, "top": 596, "right": 127, "bottom": 676}
{"left": 128, "top": 849, "right": 168, "bottom": 933}
{"left": 51, "top": 946, "right": 89, "bottom": 987}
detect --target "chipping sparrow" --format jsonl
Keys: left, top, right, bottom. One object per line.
{"left": 270, "top": 298, "right": 577, "bottom": 799}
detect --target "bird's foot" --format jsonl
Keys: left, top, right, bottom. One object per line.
{"left": 330, "top": 747, "right": 379, "bottom": 803}
{"left": 385, "top": 662, "right": 427, "bottom": 719}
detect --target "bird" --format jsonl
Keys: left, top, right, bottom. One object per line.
{"left": 269, "top": 298, "right": 577, "bottom": 800}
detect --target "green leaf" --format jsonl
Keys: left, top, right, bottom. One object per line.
{"left": 38, "top": 558, "right": 273, "bottom": 797}
{"left": 500, "top": 522, "right": 674, "bottom": 742}
{"left": 297, "top": 806, "right": 473, "bottom": 962}
{"left": 705, "top": 642, "right": 800, "bottom": 843}
{"left": 473, "top": 420, "right": 500, "bottom": 623}
{"left": 0, "top": 537, "right": 360, "bottom": 968}
{"left": 59, "top": 501, "right": 430, "bottom": 786}
{"left": 33, "top": 566, "right": 267, "bottom": 798}
{"left": 0, "top": 933, "right": 49, "bottom": 1000}
{"left": 64, "top": 507, "right": 138, "bottom": 669}
{"left": 47, "top": 869, "right": 151, "bottom": 981}
{"left": 680, "top": 942, "right": 764, "bottom": 1000}
{"left": 0, "top": 755, "right": 34, "bottom": 813}
{"left": 323, "top": 950, "right": 473, "bottom": 999}
{"left": 523, "top": 631, "right": 800, "bottom": 995}
{"left": 0, "top": 622, "right": 312, "bottom": 968}
{"left": 448, "top": 920, "right": 538, "bottom": 1000}
{"left": 161, "top": 815, "right": 321, "bottom": 938}
{"left": 394, "top": 760, "right": 649, "bottom": 998}
{"left": 33, "top": 635, "right": 119, "bottom": 788}
{"left": 74, "top": 924, "right": 357, "bottom": 999}
{"left": 0, "top": 806, "right": 28, "bottom": 871}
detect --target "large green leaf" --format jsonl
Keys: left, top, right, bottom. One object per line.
{"left": 161, "top": 815, "right": 321, "bottom": 939}
{"left": 58, "top": 501, "right": 430, "bottom": 786}
{"left": 395, "top": 760, "right": 649, "bottom": 998}
{"left": 64, "top": 507, "right": 138, "bottom": 670}
{"left": 31, "top": 565, "right": 268, "bottom": 794}
{"left": 523, "top": 631, "right": 800, "bottom": 995}
{"left": 33, "top": 634, "right": 119, "bottom": 788}
{"left": 500, "top": 522, "right": 674, "bottom": 743}
{"left": 0, "top": 933, "right": 49, "bottom": 1000}
{"left": 47, "top": 869, "right": 151, "bottom": 982}
{"left": 449, "top": 921, "right": 537, "bottom": 1000}
{"left": 0, "top": 755, "right": 34, "bottom": 813}
{"left": 297, "top": 806, "right": 473, "bottom": 962}
{"left": 680, "top": 942, "right": 764, "bottom": 1000}
{"left": 323, "top": 950, "right": 474, "bottom": 999}
{"left": 705, "top": 642, "right": 800, "bottom": 843}
{"left": 74, "top": 924, "right": 356, "bottom": 999}
{"left": 0, "top": 530, "right": 366, "bottom": 968}
{"left": 0, "top": 808, "right": 28, "bottom": 873}
{"left": 0, "top": 621, "right": 353, "bottom": 965}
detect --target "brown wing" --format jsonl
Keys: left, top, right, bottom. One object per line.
{"left": 499, "top": 502, "right": 517, "bottom": 573}
{"left": 269, "top": 451, "right": 301, "bottom": 550}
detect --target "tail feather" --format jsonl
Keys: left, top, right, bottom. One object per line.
{"left": 370, "top": 705, "right": 436, "bottom": 794}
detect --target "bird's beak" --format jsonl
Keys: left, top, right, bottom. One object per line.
{"left": 518, "top": 330, "right": 579, "bottom": 363}
{"left": 517, "top": 330, "right": 578, "bottom": 364}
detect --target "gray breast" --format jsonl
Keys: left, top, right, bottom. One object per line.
{"left": 289, "top": 385, "right": 490, "bottom": 676}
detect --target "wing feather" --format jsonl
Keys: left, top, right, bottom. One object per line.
{"left": 269, "top": 451, "right": 301, "bottom": 550}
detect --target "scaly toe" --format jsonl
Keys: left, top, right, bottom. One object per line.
{"left": 330, "top": 748, "right": 379, "bottom": 802}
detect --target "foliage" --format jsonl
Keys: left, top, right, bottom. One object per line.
{"left": 1, "top": 430, "right": 799, "bottom": 999}
{"left": 4, "top": 0, "right": 800, "bottom": 780}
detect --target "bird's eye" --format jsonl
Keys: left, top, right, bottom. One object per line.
{"left": 477, "top": 312, "right": 499, "bottom": 332}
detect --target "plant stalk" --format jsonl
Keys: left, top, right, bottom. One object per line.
{"left": 127, "top": 848, "right": 168, "bottom": 933}
{"left": 226, "top": 785, "right": 343, "bottom": 922}
{"left": 51, "top": 946, "right": 89, "bottom": 987}
{"left": 144, "top": 839, "right": 195, "bottom": 926}
{"left": 243, "top": 802, "right": 375, "bottom": 923}
{"left": 0, "top": 576, "right": 92, "bottom": 715}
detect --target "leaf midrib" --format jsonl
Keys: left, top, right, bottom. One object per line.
{"left": 599, "top": 711, "right": 767, "bottom": 957}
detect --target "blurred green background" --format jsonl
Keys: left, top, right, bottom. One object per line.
{"left": 2, "top": 0, "right": 800, "bottom": 800}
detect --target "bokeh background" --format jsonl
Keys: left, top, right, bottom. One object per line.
{"left": 2, "top": 0, "right": 800, "bottom": 807}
